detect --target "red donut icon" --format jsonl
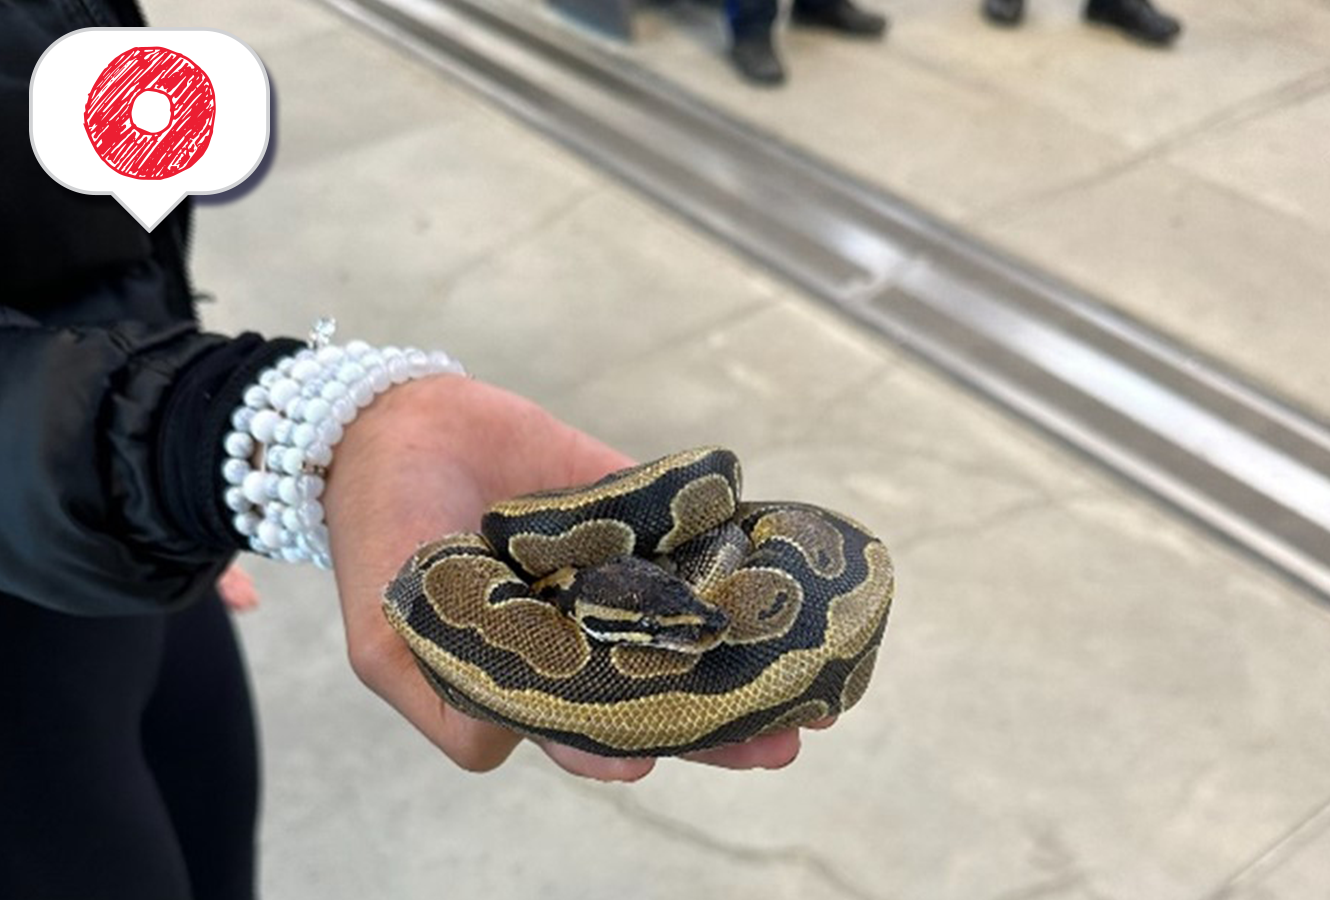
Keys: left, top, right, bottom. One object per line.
{"left": 84, "top": 46, "right": 216, "bottom": 181}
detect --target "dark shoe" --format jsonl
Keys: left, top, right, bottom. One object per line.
{"left": 982, "top": 0, "right": 1024, "bottom": 26}
{"left": 792, "top": 0, "right": 889, "bottom": 38}
{"left": 1084, "top": 0, "right": 1182, "bottom": 45}
{"left": 730, "top": 33, "right": 786, "bottom": 86}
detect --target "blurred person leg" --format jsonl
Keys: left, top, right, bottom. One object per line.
{"left": 726, "top": 0, "right": 786, "bottom": 85}
{"left": 982, "top": 0, "right": 1025, "bottom": 26}
{"left": 791, "top": 0, "right": 889, "bottom": 37}
{"left": 0, "top": 590, "right": 259, "bottom": 900}
{"left": 1084, "top": 0, "right": 1181, "bottom": 44}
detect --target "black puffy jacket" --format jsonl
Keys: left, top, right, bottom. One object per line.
{"left": 0, "top": 0, "right": 300, "bottom": 615}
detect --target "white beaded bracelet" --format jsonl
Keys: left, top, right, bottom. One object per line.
{"left": 220, "top": 318, "right": 465, "bottom": 568}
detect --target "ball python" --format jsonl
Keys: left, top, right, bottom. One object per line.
{"left": 383, "top": 447, "right": 894, "bottom": 757}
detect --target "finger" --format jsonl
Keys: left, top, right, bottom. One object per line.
{"left": 217, "top": 564, "right": 259, "bottom": 612}
{"left": 539, "top": 740, "right": 656, "bottom": 782}
{"left": 680, "top": 729, "right": 801, "bottom": 770}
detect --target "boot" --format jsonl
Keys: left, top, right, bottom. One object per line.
{"left": 982, "top": 0, "right": 1024, "bottom": 26}
{"left": 792, "top": 0, "right": 889, "bottom": 38}
{"left": 1084, "top": 0, "right": 1182, "bottom": 45}
{"left": 730, "top": 31, "right": 786, "bottom": 86}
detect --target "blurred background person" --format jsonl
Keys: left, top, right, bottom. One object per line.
{"left": 982, "top": 0, "right": 1182, "bottom": 45}
{"left": 728, "top": 0, "right": 888, "bottom": 85}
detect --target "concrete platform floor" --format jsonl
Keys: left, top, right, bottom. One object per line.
{"left": 139, "top": 0, "right": 1330, "bottom": 897}
{"left": 562, "top": 0, "right": 1330, "bottom": 423}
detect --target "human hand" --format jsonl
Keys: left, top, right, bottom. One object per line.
{"left": 322, "top": 375, "right": 824, "bottom": 781}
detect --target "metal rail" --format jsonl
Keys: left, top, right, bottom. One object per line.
{"left": 319, "top": 0, "right": 1330, "bottom": 600}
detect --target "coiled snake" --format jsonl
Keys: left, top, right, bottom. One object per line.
{"left": 383, "top": 447, "right": 894, "bottom": 757}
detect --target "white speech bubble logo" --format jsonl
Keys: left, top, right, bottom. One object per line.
{"left": 31, "top": 29, "right": 269, "bottom": 231}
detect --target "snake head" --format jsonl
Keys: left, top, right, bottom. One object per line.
{"left": 553, "top": 555, "right": 730, "bottom": 654}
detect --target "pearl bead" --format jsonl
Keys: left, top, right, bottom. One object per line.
{"left": 231, "top": 407, "right": 255, "bottom": 432}
{"left": 292, "top": 422, "right": 317, "bottom": 449}
{"left": 307, "top": 443, "right": 333, "bottom": 467}
{"left": 259, "top": 368, "right": 280, "bottom": 388}
{"left": 281, "top": 450, "right": 305, "bottom": 476}
{"left": 291, "top": 358, "right": 321, "bottom": 382}
{"left": 233, "top": 512, "right": 260, "bottom": 537}
{"left": 278, "top": 476, "right": 301, "bottom": 505}
{"left": 316, "top": 346, "right": 345, "bottom": 365}
{"left": 320, "top": 380, "right": 348, "bottom": 402}
{"left": 303, "top": 398, "right": 332, "bottom": 424}
{"left": 332, "top": 396, "right": 357, "bottom": 424}
{"left": 224, "top": 486, "right": 249, "bottom": 513}
{"left": 368, "top": 366, "right": 390, "bottom": 392}
{"left": 222, "top": 458, "right": 250, "bottom": 485}
{"left": 429, "top": 350, "right": 453, "bottom": 370}
{"left": 249, "top": 409, "right": 281, "bottom": 442}
{"left": 336, "top": 362, "right": 366, "bottom": 384}
{"left": 243, "top": 385, "right": 268, "bottom": 409}
{"left": 317, "top": 420, "right": 343, "bottom": 445}
{"left": 284, "top": 397, "right": 304, "bottom": 420}
{"left": 242, "top": 470, "right": 268, "bottom": 505}
{"left": 387, "top": 356, "right": 409, "bottom": 383}
{"left": 346, "top": 340, "right": 371, "bottom": 358}
{"left": 298, "top": 501, "right": 324, "bottom": 527}
{"left": 351, "top": 380, "right": 375, "bottom": 407}
{"left": 257, "top": 520, "right": 284, "bottom": 549}
{"left": 264, "top": 472, "right": 282, "bottom": 500}
{"left": 282, "top": 507, "right": 302, "bottom": 532}
{"left": 224, "top": 431, "right": 254, "bottom": 459}
{"left": 269, "top": 377, "right": 300, "bottom": 409}
{"left": 273, "top": 418, "right": 294, "bottom": 445}
{"left": 303, "top": 475, "right": 325, "bottom": 499}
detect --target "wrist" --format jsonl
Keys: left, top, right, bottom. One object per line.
{"left": 219, "top": 323, "right": 466, "bottom": 568}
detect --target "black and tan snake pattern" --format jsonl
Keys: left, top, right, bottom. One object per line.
{"left": 383, "top": 447, "right": 894, "bottom": 757}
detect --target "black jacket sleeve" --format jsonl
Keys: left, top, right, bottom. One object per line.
{"left": 0, "top": 313, "right": 297, "bottom": 616}
{"left": 0, "top": 0, "right": 302, "bottom": 616}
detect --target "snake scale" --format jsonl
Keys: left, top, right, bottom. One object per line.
{"left": 383, "top": 447, "right": 894, "bottom": 757}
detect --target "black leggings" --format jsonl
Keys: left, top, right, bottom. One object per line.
{"left": 0, "top": 591, "right": 259, "bottom": 900}
{"left": 727, "top": 0, "right": 842, "bottom": 37}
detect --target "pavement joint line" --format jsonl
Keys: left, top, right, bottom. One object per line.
{"left": 1200, "top": 792, "right": 1330, "bottom": 899}
{"left": 319, "top": 0, "right": 1330, "bottom": 603}
{"left": 1138, "top": 63, "right": 1330, "bottom": 174}
{"left": 971, "top": 62, "right": 1330, "bottom": 228}
{"left": 559, "top": 777, "right": 888, "bottom": 900}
